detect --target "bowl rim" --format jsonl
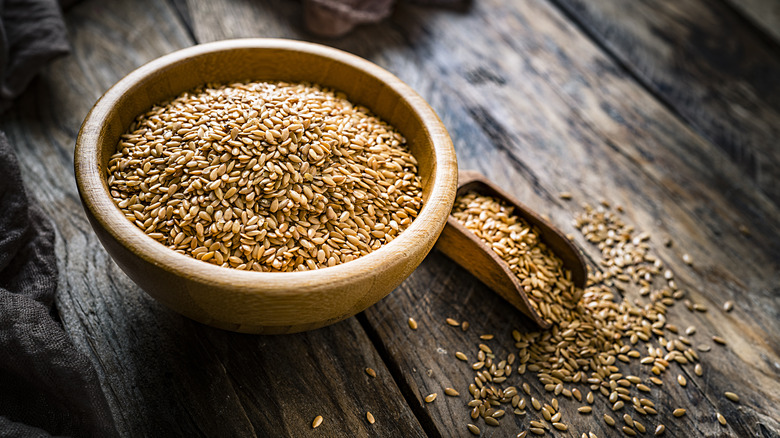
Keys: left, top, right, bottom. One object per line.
{"left": 75, "top": 38, "right": 457, "bottom": 295}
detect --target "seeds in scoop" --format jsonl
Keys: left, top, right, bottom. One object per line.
{"left": 673, "top": 408, "right": 686, "bottom": 417}
{"left": 717, "top": 413, "right": 727, "bottom": 425}
{"left": 408, "top": 318, "right": 418, "bottom": 330}
{"left": 446, "top": 318, "right": 459, "bottom": 326}
{"left": 366, "top": 412, "right": 375, "bottom": 424}
{"left": 455, "top": 352, "right": 468, "bottom": 361}
{"left": 312, "top": 415, "right": 323, "bottom": 428}
{"left": 444, "top": 388, "right": 459, "bottom": 396}
{"left": 724, "top": 391, "right": 740, "bottom": 402}
{"left": 467, "top": 423, "right": 481, "bottom": 435}
{"left": 365, "top": 367, "right": 376, "bottom": 378}
{"left": 424, "top": 393, "right": 437, "bottom": 403}
{"left": 654, "top": 424, "right": 665, "bottom": 435}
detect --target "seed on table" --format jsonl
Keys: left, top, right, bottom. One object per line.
{"left": 634, "top": 421, "right": 646, "bottom": 433}
{"left": 578, "top": 406, "right": 593, "bottom": 414}
{"left": 622, "top": 426, "right": 637, "bottom": 436}
{"left": 408, "top": 318, "right": 418, "bottom": 330}
{"left": 446, "top": 317, "right": 459, "bottom": 326}
{"left": 551, "top": 412, "right": 561, "bottom": 422}
{"left": 365, "top": 367, "right": 376, "bottom": 378}
{"left": 685, "top": 326, "right": 696, "bottom": 336}
{"left": 717, "top": 413, "right": 727, "bottom": 425}
{"left": 587, "top": 391, "right": 595, "bottom": 403}
{"left": 623, "top": 414, "right": 634, "bottom": 427}
{"left": 530, "top": 427, "right": 546, "bottom": 435}
{"left": 485, "top": 417, "right": 500, "bottom": 427}
{"left": 479, "top": 344, "right": 492, "bottom": 354}
{"left": 444, "top": 387, "right": 459, "bottom": 396}
{"left": 479, "top": 334, "right": 494, "bottom": 340}
{"left": 673, "top": 408, "right": 686, "bottom": 417}
{"left": 694, "top": 364, "right": 703, "bottom": 376}
{"left": 724, "top": 391, "right": 740, "bottom": 402}
{"left": 461, "top": 321, "right": 470, "bottom": 331}
{"left": 312, "top": 415, "right": 323, "bottom": 428}
{"left": 677, "top": 375, "right": 687, "bottom": 387}
{"left": 530, "top": 420, "right": 545, "bottom": 428}
{"left": 654, "top": 424, "right": 665, "bottom": 435}
{"left": 553, "top": 422, "right": 568, "bottom": 431}
{"left": 492, "top": 409, "right": 506, "bottom": 418}
{"left": 517, "top": 432, "right": 528, "bottom": 438}
{"left": 682, "top": 253, "right": 692, "bottom": 265}
{"left": 697, "top": 344, "right": 711, "bottom": 352}
{"left": 531, "top": 397, "right": 541, "bottom": 410}
{"left": 366, "top": 412, "right": 375, "bottom": 424}
{"left": 424, "top": 393, "right": 437, "bottom": 403}
{"left": 559, "top": 192, "right": 573, "bottom": 200}
{"left": 604, "top": 414, "right": 616, "bottom": 426}
{"left": 723, "top": 301, "right": 734, "bottom": 312}
{"left": 713, "top": 336, "right": 727, "bottom": 345}
{"left": 613, "top": 401, "right": 625, "bottom": 411}
{"left": 467, "top": 423, "right": 481, "bottom": 435}
{"left": 637, "top": 384, "right": 651, "bottom": 392}
{"left": 650, "top": 377, "right": 663, "bottom": 386}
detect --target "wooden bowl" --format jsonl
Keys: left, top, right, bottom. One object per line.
{"left": 75, "top": 39, "right": 457, "bottom": 334}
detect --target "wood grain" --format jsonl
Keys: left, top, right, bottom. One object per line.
{"left": 723, "top": 0, "right": 780, "bottom": 44}
{"left": 552, "top": 0, "right": 780, "bottom": 206}
{"left": 0, "top": 0, "right": 425, "bottom": 435}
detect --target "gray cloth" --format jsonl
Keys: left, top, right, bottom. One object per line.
{"left": 0, "top": 0, "right": 69, "bottom": 111}
{"left": 0, "top": 1, "right": 117, "bottom": 437}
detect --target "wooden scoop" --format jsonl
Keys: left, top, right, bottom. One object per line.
{"left": 435, "top": 170, "right": 587, "bottom": 329}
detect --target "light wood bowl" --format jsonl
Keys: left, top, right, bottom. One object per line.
{"left": 75, "top": 39, "right": 457, "bottom": 334}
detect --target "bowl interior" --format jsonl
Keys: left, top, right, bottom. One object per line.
{"left": 95, "top": 41, "right": 440, "bottom": 201}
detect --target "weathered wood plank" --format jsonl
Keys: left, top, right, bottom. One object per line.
{"left": 722, "top": 0, "right": 780, "bottom": 44}
{"left": 551, "top": 0, "right": 780, "bottom": 207}
{"left": 0, "top": 0, "right": 424, "bottom": 436}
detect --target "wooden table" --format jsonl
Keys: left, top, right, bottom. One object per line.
{"left": 3, "top": 0, "right": 778, "bottom": 436}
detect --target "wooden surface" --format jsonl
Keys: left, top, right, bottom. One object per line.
{"left": 2, "top": 0, "right": 779, "bottom": 436}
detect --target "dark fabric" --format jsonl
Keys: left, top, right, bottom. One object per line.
{"left": 0, "top": 1, "right": 117, "bottom": 437}
{"left": 0, "top": 134, "right": 117, "bottom": 437}
{"left": 303, "top": 0, "right": 467, "bottom": 37}
{"left": 0, "top": 0, "right": 69, "bottom": 112}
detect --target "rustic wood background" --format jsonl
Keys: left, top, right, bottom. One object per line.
{"left": 2, "top": 0, "right": 778, "bottom": 436}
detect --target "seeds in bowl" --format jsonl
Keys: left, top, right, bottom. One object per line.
{"left": 107, "top": 81, "right": 423, "bottom": 272}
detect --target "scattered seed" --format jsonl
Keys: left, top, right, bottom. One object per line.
{"left": 578, "top": 406, "right": 592, "bottom": 414}
{"left": 723, "top": 301, "right": 734, "bottom": 312}
{"left": 461, "top": 321, "right": 470, "bottom": 331}
{"left": 408, "top": 318, "right": 418, "bottom": 330}
{"left": 444, "top": 388, "right": 460, "bottom": 397}
{"left": 424, "top": 393, "right": 437, "bottom": 403}
{"left": 446, "top": 318, "right": 459, "bottom": 327}
{"left": 467, "top": 423, "right": 481, "bottom": 435}
{"left": 623, "top": 414, "right": 634, "bottom": 427}
{"left": 604, "top": 414, "right": 616, "bottom": 426}
{"left": 366, "top": 412, "right": 375, "bottom": 424}
{"left": 654, "top": 424, "right": 665, "bottom": 435}
{"left": 312, "top": 415, "right": 323, "bottom": 428}
{"left": 682, "top": 254, "right": 691, "bottom": 265}
{"left": 517, "top": 432, "right": 528, "bottom": 438}
{"left": 724, "top": 392, "right": 740, "bottom": 402}
{"left": 694, "top": 364, "right": 703, "bottom": 376}
{"left": 455, "top": 352, "right": 468, "bottom": 361}
{"left": 529, "top": 427, "right": 546, "bottom": 435}
{"left": 622, "top": 426, "right": 637, "bottom": 436}
{"left": 479, "top": 334, "right": 494, "bottom": 340}
{"left": 717, "top": 413, "right": 727, "bottom": 425}
{"left": 673, "top": 408, "right": 686, "bottom": 417}
{"left": 485, "top": 417, "right": 500, "bottom": 427}
{"left": 365, "top": 367, "right": 376, "bottom": 378}
{"left": 634, "top": 421, "right": 646, "bottom": 433}
{"left": 713, "top": 336, "right": 727, "bottom": 345}
{"left": 697, "top": 344, "right": 711, "bottom": 352}
{"left": 559, "top": 192, "right": 573, "bottom": 200}
{"left": 677, "top": 375, "right": 687, "bottom": 387}
{"left": 553, "top": 422, "right": 568, "bottom": 431}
